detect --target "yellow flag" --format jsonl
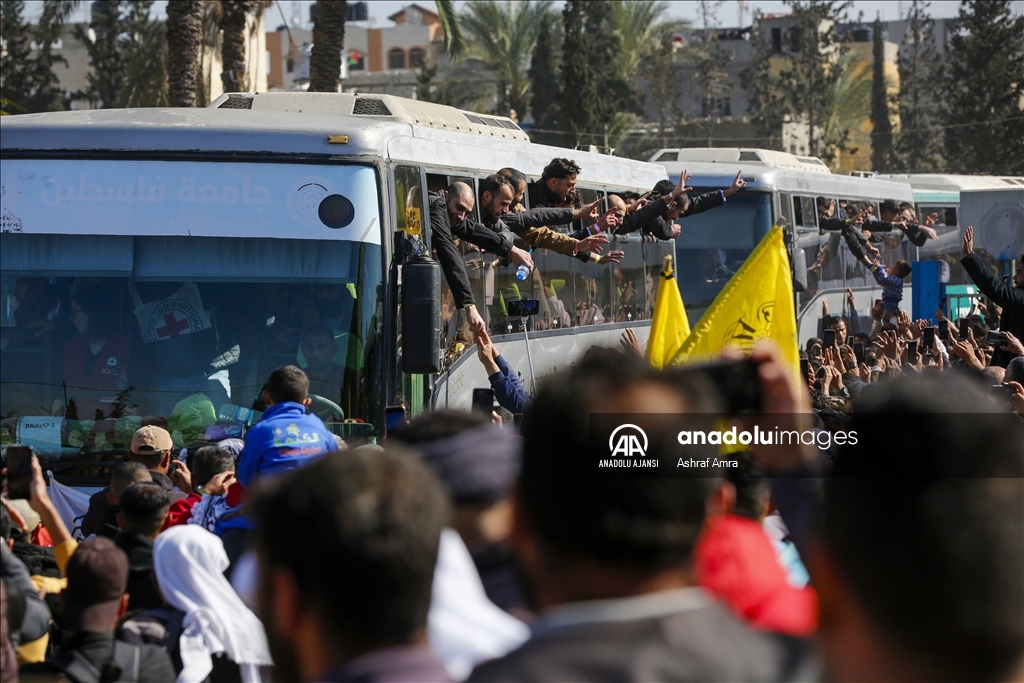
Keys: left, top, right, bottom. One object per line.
{"left": 670, "top": 226, "right": 800, "bottom": 382}
{"left": 647, "top": 255, "right": 691, "bottom": 369}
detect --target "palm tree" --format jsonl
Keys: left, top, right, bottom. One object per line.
{"left": 608, "top": 0, "right": 687, "bottom": 84}
{"left": 435, "top": 0, "right": 467, "bottom": 61}
{"left": 820, "top": 51, "right": 873, "bottom": 166}
{"left": 166, "top": 0, "right": 204, "bottom": 106}
{"left": 460, "top": 0, "right": 554, "bottom": 118}
{"left": 309, "top": 0, "right": 346, "bottom": 92}
{"left": 219, "top": 0, "right": 256, "bottom": 91}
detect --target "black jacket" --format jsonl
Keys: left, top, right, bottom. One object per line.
{"left": 526, "top": 179, "right": 560, "bottom": 208}
{"left": 25, "top": 632, "right": 176, "bottom": 683}
{"left": 120, "top": 606, "right": 247, "bottom": 682}
{"left": 113, "top": 532, "right": 163, "bottom": 614}
{"left": 428, "top": 192, "right": 478, "bottom": 309}
{"left": 468, "top": 597, "right": 812, "bottom": 683}
{"left": 961, "top": 252, "right": 1024, "bottom": 367}
{"left": 614, "top": 190, "right": 727, "bottom": 241}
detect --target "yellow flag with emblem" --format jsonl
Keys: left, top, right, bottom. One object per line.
{"left": 670, "top": 226, "right": 800, "bottom": 381}
{"left": 646, "top": 255, "right": 691, "bottom": 369}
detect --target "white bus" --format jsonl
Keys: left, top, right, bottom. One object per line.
{"left": 650, "top": 148, "right": 916, "bottom": 343}
{"left": 1, "top": 92, "right": 669, "bottom": 479}
{"left": 873, "top": 173, "right": 1024, "bottom": 285}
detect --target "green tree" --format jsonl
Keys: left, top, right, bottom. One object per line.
{"left": 1, "top": 0, "right": 40, "bottom": 114}
{"left": 309, "top": 0, "right": 346, "bottom": 92}
{"left": 416, "top": 55, "right": 492, "bottom": 111}
{"left": 743, "top": 1, "right": 855, "bottom": 161}
{"left": 582, "top": 0, "right": 626, "bottom": 143}
{"left": 741, "top": 11, "right": 786, "bottom": 149}
{"left": 869, "top": 18, "right": 894, "bottom": 170}
{"left": 70, "top": 1, "right": 166, "bottom": 108}
{"left": 942, "top": 0, "right": 1024, "bottom": 174}
{"left": 165, "top": 0, "right": 204, "bottom": 107}
{"left": 894, "top": 0, "right": 944, "bottom": 171}
{"left": 640, "top": 26, "right": 685, "bottom": 147}
{"left": 608, "top": 0, "right": 686, "bottom": 84}
{"left": 558, "top": 0, "right": 597, "bottom": 147}
{"left": 527, "top": 17, "right": 561, "bottom": 145}
{"left": 460, "top": 0, "right": 553, "bottom": 119}
{"left": 0, "top": 0, "right": 69, "bottom": 114}
{"left": 690, "top": 0, "right": 732, "bottom": 145}
{"left": 821, "top": 51, "right": 872, "bottom": 165}
{"left": 70, "top": 1, "right": 122, "bottom": 107}
{"left": 435, "top": 0, "right": 467, "bottom": 61}
{"left": 118, "top": 1, "right": 166, "bottom": 107}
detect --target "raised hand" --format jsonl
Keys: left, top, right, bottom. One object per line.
{"left": 671, "top": 170, "right": 693, "bottom": 199}
{"left": 724, "top": 170, "right": 746, "bottom": 197}
{"left": 573, "top": 197, "right": 604, "bottom": 221}
{"left": 619, "top": 328, "right": 643, "bottom": 357}
{"left": 596, "top": 250, "right": 625, "bottom": 265}
{"left": 963, "top": 225, "right": 974, "bottom": 257}
{"left": 577, "top": 233, "right": 610, "bottom": 254}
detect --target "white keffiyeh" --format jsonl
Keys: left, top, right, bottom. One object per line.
{"left": 153, "top": 526, "right": 273, "bottom": 683}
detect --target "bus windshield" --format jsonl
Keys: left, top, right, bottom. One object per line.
{"left": 674, "top": 190, "right": 773, "bottom": 313}
{"left": 1, "top": 158, "right": 383, "bottom": 470}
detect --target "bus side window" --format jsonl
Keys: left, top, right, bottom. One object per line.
{"left": 794, "top": 196, "right": 816, "bottom": 228}
{"left": 425, "top": 172, "right": 448, "bottom": 194}
{"left": 394, "top": 165, "right": 426, "bottom": 243}
{"left": 778, "top": 193, "right": 794, "bottom": 229}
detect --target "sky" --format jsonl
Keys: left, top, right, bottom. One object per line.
{"left": 24, "top": 0, "right": 1024, "bottom": 30}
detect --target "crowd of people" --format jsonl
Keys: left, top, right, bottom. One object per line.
{"left": 430, "top": 158, "right": 745, "bottom": 345}
{"left": 1, "top": 156, "right": 1022, "bottom": 682}
{"left": 803, "top": 228, "right": 1024, "bottom": 417}
{"left": 2, "top": 250, "right": 1022, "bottom": 681}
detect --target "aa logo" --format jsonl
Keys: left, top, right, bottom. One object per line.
{"left": 609, "top": 424, "right": 648, "bottom": 457}
{"left": 724, "top": 302, "right": 774, "bottom": 351}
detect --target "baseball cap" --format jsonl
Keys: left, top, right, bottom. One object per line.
{"left": 130, "top": 425, "right": 173, "bottom": 455}
{"left": 63, "top": 537, "right": 129, "bottom": 632}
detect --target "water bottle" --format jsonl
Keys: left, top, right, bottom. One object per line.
{"left": 217, "top": 403, "right": 261, "bottom": 427}
{"left": 515, "top": 264, "right": 530, "bottom": 280}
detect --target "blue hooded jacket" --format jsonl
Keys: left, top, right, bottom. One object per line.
{"left": 217, "top": 402, "right": 337, "bottom": 534}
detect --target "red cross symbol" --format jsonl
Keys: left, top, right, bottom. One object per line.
{"left": 155, "top": 311, "right": 192, "bottom": 339}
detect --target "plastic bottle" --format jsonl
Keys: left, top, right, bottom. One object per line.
{"left": 515, "top": 248, "right": 533, "bottom": 280}
{"left": 217, "top": 403, "right": 262, "bottom": 427}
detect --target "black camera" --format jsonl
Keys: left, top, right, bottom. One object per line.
{"left": 508, "top": 299, "right": 540, "bottom": 317}
{"left": 987, "top": 331, "right": 1006, "bottom": 347}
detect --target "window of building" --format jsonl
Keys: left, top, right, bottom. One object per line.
{"left": 702, "top": 97, "right": 731, "bottom": 117}
{"left": 388, "top": 48, "right": 406, "bottom": 70}
{"left": 286, "top": 58, "right": 293, "bottom": 73}
{"left": 408, "top": 47, "right": 426, "bottom": 68}
{"left": 771, "top": 27, "right": 782, "bottom": 53}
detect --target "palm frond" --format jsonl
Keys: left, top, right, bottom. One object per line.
{"left": 435, "top": 0, "right": 467, "bottom": 61}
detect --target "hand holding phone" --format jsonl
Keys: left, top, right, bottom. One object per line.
{"left": 921, "top": 326, "right": 935, "bottom": 350}
{"left": 472, "top": 388, "right": 495, "bottom": 415}
{"left": 822, "top": 329, "right": 837, "bottom": 349}
{"left": 938, "top": 319, "right": 949, "bottom": 341}
{"left": 4, "top": 445, "right": 34, "bottom": 500}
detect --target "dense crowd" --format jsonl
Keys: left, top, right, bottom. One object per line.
{"left": 1, "top": 162, "right": 1022, "bottom": 683}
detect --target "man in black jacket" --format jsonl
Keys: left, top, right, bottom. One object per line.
{"left": 26, "top": 537, "right": 175, "bottom": 683}
{"left": 611, "top": 170, "right": 746, "bottom": 241}
{"left": 469, "top": 348, "right": 811, "bottom": 683}
{"left": 428, "top": 181, "right": 519, "bottom": 336}
{"left": 113, "top": 482, "right": 169, "bottom": 614}
{"left": 961, "top": 225, "right": 1024, "bottom": 367}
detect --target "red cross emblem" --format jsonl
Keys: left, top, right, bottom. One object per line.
{"left": 155, "top": 311, "right": 193, "bottom": 339}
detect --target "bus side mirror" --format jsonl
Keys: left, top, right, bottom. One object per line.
{"left": 791, "top": 247, "right": 807, "bottom": 293}
{"left": 401, "top": 257, "right": 442, "bottom": 374}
